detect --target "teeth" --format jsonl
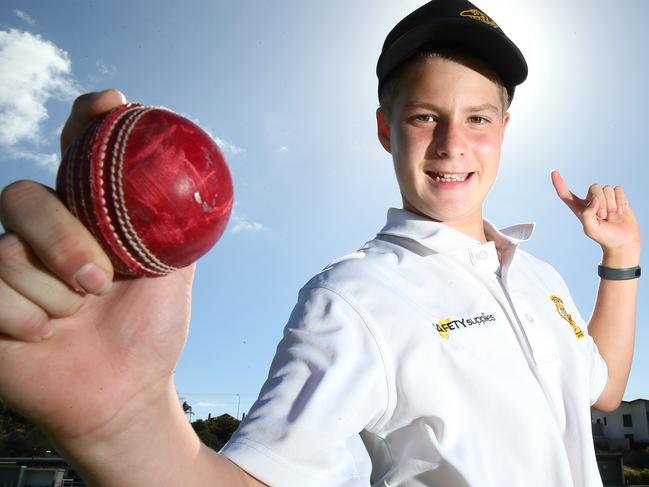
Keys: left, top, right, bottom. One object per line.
{"left": 431, "top": 172, "right": 469, "bottom": 182}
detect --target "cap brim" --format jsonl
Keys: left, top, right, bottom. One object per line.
{"left": 377, "top": 20, "right": 528, "bottom": 90}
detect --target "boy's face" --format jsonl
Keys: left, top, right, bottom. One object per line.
{"left": 377, "top": 57, "right": 510, "bottom": 227}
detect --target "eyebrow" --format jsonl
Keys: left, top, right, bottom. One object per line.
{"left": 403, "top": 101, "right": 501, "bottom": 114}
{"left": 467, "top": 104, "right": 500, "bottom": 114}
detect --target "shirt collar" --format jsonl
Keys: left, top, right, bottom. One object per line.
{"left": 377, "top": 207, "right": 534, "bottom": 255}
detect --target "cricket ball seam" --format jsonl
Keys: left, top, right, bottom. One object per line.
{"left": 97, "top": 106, "right": 153, "bottom": 275}
{"left": 113, "top": 107, "right": 177, "bottom": 275}
{"left": 64, "top": 136, "right": 80, "bottom": 218}
{"left": 80, "top": 121, "right": 105, "bottom": 249}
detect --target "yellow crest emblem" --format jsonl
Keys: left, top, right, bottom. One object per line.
{"left": 550, "top": 294, "right": 584, "bottom": 340}
{"left": 459, "top": 8, "right": 499, "bottom": 29}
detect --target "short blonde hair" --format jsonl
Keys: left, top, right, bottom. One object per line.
{"left": 378, "top": 49, "right": 510, "bottom": 121}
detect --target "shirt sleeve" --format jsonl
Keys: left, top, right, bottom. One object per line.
{"left": 586, "top": 334, "right": 609, "bottom": 406}
{"left": 541, "top": 261, "right": 608, "bottom": 406}
{"left": 559, "top": 285, "right": 609, "bottom": 406}
{"left": 543, "top": 261, "right": 609, "bottom": 406}
{"left": 220, "top": 285, "right": 389, "bottom": 487}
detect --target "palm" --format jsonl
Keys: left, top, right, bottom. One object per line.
{"left": 0, "top": 266, "right": 193, "bottom": 440}
{"left": 551, "top": 170, "right": 641, "bottom": 251}
{"left": 579, "top": 204, "right": 640, "bottom": 249}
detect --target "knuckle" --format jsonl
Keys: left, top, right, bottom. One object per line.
{"left": 0, "top": 279, "right": 48, "bottom": 338}
{"left": 49, "top": 294, "right": 85, "bottom": 318}
{"left": 21, "top": 309, "right": 48, "bottom": 337}
{"left": 0, "top": 233, "right": 30, "bottom": 270}
{"left": 0, "top": 180, "right": 42, "bottom": 217}
{"left": 71, "top": 92, "right": 95, "bottom": 112}
{"left": 0, "top": 236, "right": 86, "bottom": 319}
{"left": 48, "top": 233, "right": 91, "bottom": 272}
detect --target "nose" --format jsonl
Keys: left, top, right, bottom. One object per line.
{"left": 432, "top": 119, "right": 466, "bottom": 159}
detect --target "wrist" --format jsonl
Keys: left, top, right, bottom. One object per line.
{"left": 53, "top": 381, "right": 201, "bottom": 487}
{"left": 601, "top": 244, "right": 641, "bottom": 269}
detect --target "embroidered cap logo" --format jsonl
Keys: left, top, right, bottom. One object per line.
{"left": 459, "top": 8, "right": 499, "bottom": 29}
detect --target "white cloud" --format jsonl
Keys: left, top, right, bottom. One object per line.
{"left": 211, "top": 134, "right": 246, "bottom": 157}
{"left": 0, "top": 29, "right": 79, "bottom": 149}
{"left": 96, "top": 59, "right": 116, "bottom": 77}
{"left": 10, "top": 150, "right": 58, "bottom": 171}
{"left": 277, "top": 145, "right": 289, "bottom": 154}
{"left": 14, "top": 10, "right": 36, "bottom": 26}
{"left": 230, "top": 213, "right": 263, "bottom": 234}
{"left": 195, "top": 402, "right": 227, "bottom": 408}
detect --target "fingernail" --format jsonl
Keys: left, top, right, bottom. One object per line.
{"left": 598, "top": 209, "right": 607, "bottom": 219}
{"left": 74, "top": 263, "right": 112, "bottom": 295}
{"left": 41, "top": 322, "right": 54, "bottom": 340}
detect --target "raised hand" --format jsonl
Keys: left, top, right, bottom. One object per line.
{"left": 550, "top": 170, "right": 641, "bottom": 257}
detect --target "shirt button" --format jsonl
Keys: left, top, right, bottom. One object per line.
{"left": 525, "top": 313, "right": 535, "bottom": 323}
{"left": 477, "top": 250, "right": 488, "bottom": 260}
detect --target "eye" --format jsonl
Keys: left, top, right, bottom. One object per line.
{"left": 469, "top": 115, "right": 491, "bottom": 125}
{"left": 414, "top": 114, "right": 437, "bottom": 123}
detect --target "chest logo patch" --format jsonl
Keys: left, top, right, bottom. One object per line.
{"left": 550, "top": 294, "right": 584, "bottom": 340}
{"left": 435, "top": 312, "right": 496, "bottom": 340}
{"left": 459, "top": 9, "right": 499, "bottom": 29}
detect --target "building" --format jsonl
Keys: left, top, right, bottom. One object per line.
{"left": 0, "top": 464, "right": 65, "bottom": 487}
{"left": 594, "top": 453, "right": 625, "bottom": 487}
{"left": 0, "top": 458, "right": 85, "bottom": 487}
{"left": 592, "top": 398, "right": 649, "bottom": 450}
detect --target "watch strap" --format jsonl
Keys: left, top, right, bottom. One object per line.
{"left": 598, "top": 265, "right": 641, "bottom": 280}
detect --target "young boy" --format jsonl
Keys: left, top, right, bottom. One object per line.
{"left": 216, "top": 2, "right": 640, "bottom": 485}
{"left": 0, "top": 0, "right": 640, "bottom": 486}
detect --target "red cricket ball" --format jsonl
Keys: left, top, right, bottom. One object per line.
{"left": 56, "top": 103, "right": 234, "bottom": 277}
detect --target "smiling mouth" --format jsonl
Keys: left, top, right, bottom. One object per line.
{"left": 426, "top": 171, "right": 474, "bottom": 182}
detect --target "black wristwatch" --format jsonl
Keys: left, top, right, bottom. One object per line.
{"left": 598, "top": 265, "right": 641, "bottom": 280}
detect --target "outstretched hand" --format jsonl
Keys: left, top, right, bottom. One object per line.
{"left": 550, "top": 170, "right": 641, "bottom": 255}
{"left": 0, "top": 88, "right": 262, "bottom": 487}
{"left": 0, "top": 89, "right": 195, "bottom": 446}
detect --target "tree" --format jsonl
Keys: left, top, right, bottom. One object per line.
{"left": 0, "top": 399, "right": 57, "bottom": 456}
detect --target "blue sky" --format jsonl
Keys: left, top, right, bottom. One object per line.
{"left": 1, "top": 0, "right": 646, "bottom": 419}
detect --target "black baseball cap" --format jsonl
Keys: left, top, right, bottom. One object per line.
{"left": 376, "top": 0, "right": 528, "bottom": 104}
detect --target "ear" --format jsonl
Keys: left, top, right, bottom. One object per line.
{"left": 376, "top": 107, "right": 392, "bottom": 154}
{"left": 500, "top": 112, "right": 511, "bottom": 144}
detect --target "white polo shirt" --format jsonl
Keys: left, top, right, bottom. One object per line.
{"left": 221, "top": 208, "right": 608, "bottom": 487}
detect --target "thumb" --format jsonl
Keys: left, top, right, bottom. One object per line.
{"left": 61, "top": 89, "right": 127, "bottom": 155}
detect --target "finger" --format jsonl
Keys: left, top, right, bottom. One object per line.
{"left": 0, "top": 181, "right": 114, "bottom": 296}
{"left": 585, "top": 183, "right": 606, "bottom": 220}
{"left": 581, "top": 196, "right": 601, "bottom": 236}
{"left": 0, "top": 276, "right": 51, "bottom": 342}
{"left": 0, "top": 233, "right": 86, "bottom": 318}
{"left": 614, "top": 186, "right": 628, "bottom": 214}
{"left": 60, "top": 88, "right": 127, "bottom": 155}
{"left": 602, "top": 185, "right": 617, "bottom": 216}
{"left": 550, "top": 170, "right": 585, "bottom": 214}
